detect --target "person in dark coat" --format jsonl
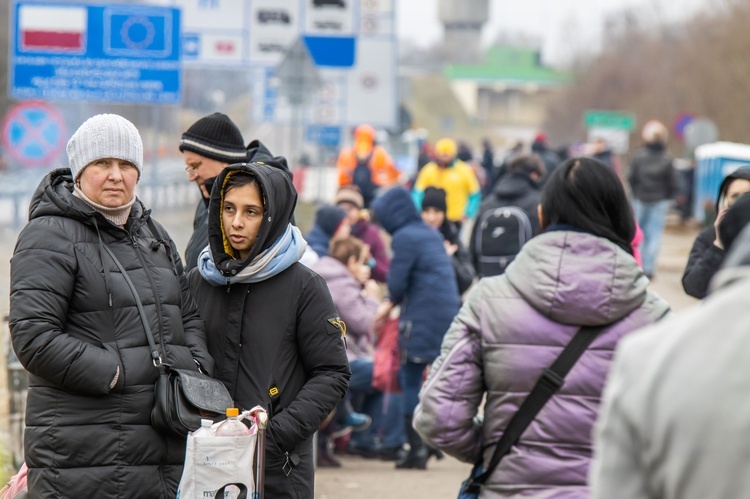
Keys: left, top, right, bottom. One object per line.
{"left": 481, "top": 138, "right": 495, "bottom": 196}
{"left": 10, "top": 114, "right": 214, "bottom": 498}
{"left": 628, "top": 120, "right": 677, "bottom": 279}
{"left": 531, "top": 132, "right": 560, "bottom": 184}
{"left": 470, "top": 154, "right": 545, "bottom": 276}
{"left": 305, "top": 204, "right": 350, "bottom": 257}
{"left": 188, "top": 162, "right": 350, "bottom": 498}
{"left": 180, "top": 113, "right": 290, "bottom": 270}
{"left": 372, "top": 187, "right": 461, "bottom": 470}
{"left": 682, "top": 167, "right": 750, "bottom": 298}
{"left": 420, "top": 187, "right": 476, "bottom": 295}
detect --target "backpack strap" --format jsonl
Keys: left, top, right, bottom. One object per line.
{"left": 462, "top": 323, "right": 610, "bottom": 494}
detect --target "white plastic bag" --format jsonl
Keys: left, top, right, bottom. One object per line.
{"left": 176, "top": 429, "right": 256, "bottom": 499}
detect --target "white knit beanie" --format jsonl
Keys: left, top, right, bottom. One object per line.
{"left": 66, "top": 114, "right": 143, "bottom": 180}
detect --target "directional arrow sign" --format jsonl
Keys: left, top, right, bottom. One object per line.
{"left": 273, "top": 37, "right": 323, "bottom": 106}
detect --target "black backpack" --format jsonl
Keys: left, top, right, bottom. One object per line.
{"left": 474, "top": 206, "right": 532, "bottom": 277}
{"left": 352, "top": 152, "right": 377, "bottom": 208}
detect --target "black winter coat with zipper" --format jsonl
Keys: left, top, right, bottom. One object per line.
{"left": 9, "top": 169, "right": 214, "bottom": 499}
{"left": 187, "top": 162, "right": 350, "bottom": 498}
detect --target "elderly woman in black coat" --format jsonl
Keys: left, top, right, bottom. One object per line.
{"left": 10, "top": 114, "right": 213, "bottom": 498}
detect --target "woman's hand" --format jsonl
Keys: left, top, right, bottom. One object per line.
{"left": 714, "top": 207, "right": 728, "bottom": 249}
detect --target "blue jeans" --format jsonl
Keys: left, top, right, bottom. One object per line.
{"left": 348, "top": 359, "right": 405, "bottom": 450}
{"left": 632, "top": 199, "right": 670, "bottom": 275}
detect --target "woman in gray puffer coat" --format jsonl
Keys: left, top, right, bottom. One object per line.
{"left": 414, "top": 157, "right": 670, "bottom": 497}
{"left": 9, "top": 115, "right": 214, "bottom": 498}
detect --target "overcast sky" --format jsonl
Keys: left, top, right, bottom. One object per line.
{"left": 397, "top": 0, "right": 714, "bottom": 66}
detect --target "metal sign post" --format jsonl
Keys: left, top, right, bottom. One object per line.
{"left": 273, "top": 38, "right": 323, "bottom": 166}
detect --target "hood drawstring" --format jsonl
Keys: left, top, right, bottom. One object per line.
{"left": 93, "top": 217, "right": 114, "bottom": 307}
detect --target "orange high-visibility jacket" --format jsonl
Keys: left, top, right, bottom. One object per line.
{"left": 337, "top": 144, "right": 400, "bottom": 187}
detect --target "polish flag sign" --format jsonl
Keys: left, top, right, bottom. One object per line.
{"left": 19, "top": 5, "right": 87, "bottom": 53}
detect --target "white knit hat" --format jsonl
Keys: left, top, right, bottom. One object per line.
{"left": 66, "top": 114, "right": 143, "bottom": 180}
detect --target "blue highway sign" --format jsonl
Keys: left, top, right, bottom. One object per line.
{"left": 9, "top": 1, "right": 181, "bottom": 104}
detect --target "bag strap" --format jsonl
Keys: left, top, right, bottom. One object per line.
{"left": 100, "top": 244, "right": 163, "bottom": 367}
{"left": 214, "top": 483, "right": 248, "bottom": 499}
{"left": 467, "top": 323, "right": 610, "bottom": 489}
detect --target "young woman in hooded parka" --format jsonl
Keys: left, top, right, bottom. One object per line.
{"left": 187, "top": 162, "right": 350, "bottom": 498}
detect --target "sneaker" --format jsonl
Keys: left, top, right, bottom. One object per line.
{"left": 340, "top": 412, "right": 372, "bottom": 432}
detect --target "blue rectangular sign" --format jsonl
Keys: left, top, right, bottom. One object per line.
{"left": 305, "top": 125, "right": 341, "bottom": 147}
{"left": 9, "top": 1, "right": 181, "bottom": 104}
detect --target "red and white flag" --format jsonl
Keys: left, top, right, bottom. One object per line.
{"left": 19, "top": 5, "right": 87, "bottom": 53}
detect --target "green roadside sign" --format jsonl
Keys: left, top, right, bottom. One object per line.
{"left": 584, "top": 110, "right": 636, "bottom": 131}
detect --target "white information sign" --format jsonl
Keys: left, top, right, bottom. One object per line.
{"left": 248, "top": 0, "right": 301, "bottom": 65}
{"left": 304, "top": 0, "right": 354, "bottom": 35}
{"left": 345, "top": 39, "right": 396, "bottom": 126}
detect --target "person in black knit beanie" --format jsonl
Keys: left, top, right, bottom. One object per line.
{"left": 180, "top": 113, "right": 291, "bottom": 270}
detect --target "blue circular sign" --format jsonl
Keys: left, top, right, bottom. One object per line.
{"left": 1, "top": 101, "right": 66, "bottom": 167}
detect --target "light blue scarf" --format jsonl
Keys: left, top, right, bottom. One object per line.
{"left": 198, "top": 224, "right": 307, "bottom": 286}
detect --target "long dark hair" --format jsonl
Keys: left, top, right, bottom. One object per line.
{"left": 540, "top": 156, "right": 635, "bottom": 255}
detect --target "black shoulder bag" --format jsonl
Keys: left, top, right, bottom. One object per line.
{"left": 101, "top": 242, "right": 234, "bottom": 437}
{"left": 458, "top": 323, "right": 609, "bottom": 498}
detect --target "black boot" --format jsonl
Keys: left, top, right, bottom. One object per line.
{"left": 395, "top": 415, "right": 429, "bottom": 470}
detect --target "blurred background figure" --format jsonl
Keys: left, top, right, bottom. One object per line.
{"left": 334, "top": 186, "right": 390, "bottom": 283}
{"left": 305, "top": 204, "right": 350, "bottom": 258}
{"left": 310, "top": 237, "right": 382, "bottom": 467}
{"left": 490, "top": 141, "right": 524, "bottom": 191}
{"left": 372, "top": 187, "right": 461, "bottom": 471}
{"left": 420, "top": 187, "right": 476, "bottom": 296}
{"left": 590, "top": 137, "right": 618, "bottom": 174}
{"left": 412, "top": 138, "right": 481, "bottom": 229}
{"left": 530, "top": 132, "right": 561, "bottom": 183}
{"left": 682, "top": 167, "right": 750, "bottom": 298}
{"left": 337, "top": 124, "right": 400, "bottom": 208}
{"left": 470, "top": 154, "right": 544, "bottom": 278}
{"left": 628, "top": 120, "right": 676, "bottom": 280}
{"left": 481, "top": 138, "right": 495, "bottom": 197}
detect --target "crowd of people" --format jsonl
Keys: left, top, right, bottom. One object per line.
{"left": 7, "top": 111, "right": 750, "bottom": 498}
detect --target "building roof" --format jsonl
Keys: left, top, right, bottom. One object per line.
{"left": 444, "top": 45, "right": 572, "bottom": 87}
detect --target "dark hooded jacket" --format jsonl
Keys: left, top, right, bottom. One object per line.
{"left": 305, "top": 205, "right": 347, "bottom": 257}
{"left": 470, "top": 172, "right": 542, "bottom": 272}
{"left": 682, "top": 167, "right": 750, "bottom": 298}
{"left": 372, "top": 187, "right": 461, "bottom": 363}
{"left": 184, "top": 140, "right": 292, "bottom": 271}
{"left": 187, "top": 162, "right": 349, "bottom": 498}
{"left": 628, "top": 142, "right": 676, "bottom": 202}
{"left": 10, "top": 169, "right": 213, "bottom": 498}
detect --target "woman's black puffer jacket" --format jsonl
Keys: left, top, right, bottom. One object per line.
{"left": 9, "top": 169, "right": 214, "bottom": 498}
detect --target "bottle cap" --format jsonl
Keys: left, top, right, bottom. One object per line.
{"left": 226, "top": 408, "right": 239, "bottom": 417}
{"left": 200, "top": 419, "right": 213, "bottom": 427}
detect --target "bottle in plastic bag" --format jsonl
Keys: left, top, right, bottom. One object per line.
{"left": 191, "top": 419, "right": 214, "bottom": 438}
{"left": 215, "top": 408, "right": 250, "bottom": 436}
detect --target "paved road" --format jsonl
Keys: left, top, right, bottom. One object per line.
{"left": 314, "top": 221, "right": 701, "bottom": 499}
